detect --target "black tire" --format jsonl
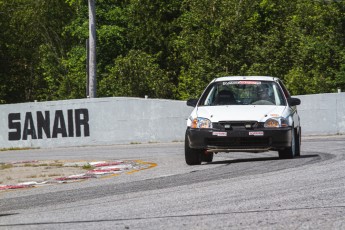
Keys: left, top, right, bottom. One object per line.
{"left": 295, "top": 127, "right": 301, "bottom": 157}
{"left": 185, "top": 134, "right": 202, "bottom": 165}
{"left": 202, "top": 152, "right": 214, "bottom": 163}
{"left": 278, "top": 128, "right": 296, "bottom": 159}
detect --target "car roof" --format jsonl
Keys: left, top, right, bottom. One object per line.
{"left": 213, "top": 76, "right": 279, "bottom": 82}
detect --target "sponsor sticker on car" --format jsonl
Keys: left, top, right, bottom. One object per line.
{"left": 212, "top": 132, "right": 227, "bottom": 137}
{"left": 249, "top": 131, "right": 264, "bottom": 136}
{"left": 223, "top": 81, "right": 261, "bottom": 85}
{"left": 270, "top": 114, "right": 280, "bottom": 117}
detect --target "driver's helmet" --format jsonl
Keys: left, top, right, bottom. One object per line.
{"left": 257, "top": 85, "right": 272, "bottom": 99}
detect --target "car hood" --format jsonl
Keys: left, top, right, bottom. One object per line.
{"left": 196, "top": 105, "right": 286, "bottom": 122}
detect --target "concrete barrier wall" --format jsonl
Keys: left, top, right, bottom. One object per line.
{"left": 0, "top": 93, "right": 344, "bottom": 149}
{"left": 297, "top": 93, "right": 345, "bottom": 136}
{"left": 0, "top": 97, "right": 193, "bottom": 149}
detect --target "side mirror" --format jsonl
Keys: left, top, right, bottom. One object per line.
{"left": 186, "top": 99, "right": 198, "bottom": 107}
{"left": 287, "top": 97, "right": 301, "bottom": 106}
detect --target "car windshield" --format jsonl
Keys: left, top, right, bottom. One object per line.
{"left": 199, "top": 80, "right": 286, "bottom": 106}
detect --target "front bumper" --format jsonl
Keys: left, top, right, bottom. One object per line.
{"left": 186, "top": 127, "right": 292, "bottom": 152}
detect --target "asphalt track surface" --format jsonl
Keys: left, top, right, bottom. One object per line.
{"left": 1, "top": 136, "right": 345, "bottom": 229}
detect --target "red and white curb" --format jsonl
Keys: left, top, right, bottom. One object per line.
{"left": 0, "top": 160, "right": 156, "bottom": 191}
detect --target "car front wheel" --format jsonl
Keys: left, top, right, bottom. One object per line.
{"left": 295, "top": 127, "right": 301, "bottom": 157}
{"left": 278, "top": 128, "right": 296, "bottom": 159}
{"left": 202, "top": 152, "right": 214, "bottom": 163}
{"left": 185, "top": 134, "right": 202, "bottom": 165}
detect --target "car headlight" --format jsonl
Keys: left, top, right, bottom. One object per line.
{"left": 264, "top": 117, "right": 289, "bottom": 128}
{"left": 191, "top": 117, "right": 212, "bottom": 129}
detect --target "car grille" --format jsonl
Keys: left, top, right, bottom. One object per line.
{"left": 213, "top": 121, "right": 264, "bottom": 130}
{"left": 206, "top": 137, "right": 270, "bottom": 148}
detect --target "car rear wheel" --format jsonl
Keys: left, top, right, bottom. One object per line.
{"left": 278, "top": 128, "right": 296, "bottom": 159}
{"left": 185, "top": 134, "right": 202, "bottom": 165}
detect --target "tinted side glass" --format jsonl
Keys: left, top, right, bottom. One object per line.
{"left": 278, "top": 80, "right": 291, "bottom": 98}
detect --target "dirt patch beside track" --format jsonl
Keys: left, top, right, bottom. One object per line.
{"left": 0, "top": 160, "right": 156, "bottom": 191}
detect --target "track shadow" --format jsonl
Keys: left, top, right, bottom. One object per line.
{"left": 207, "top": 154, "right": 320, "bottom": 165}
{"left": 0, "top": 213, "right": 18, "bottom": 217}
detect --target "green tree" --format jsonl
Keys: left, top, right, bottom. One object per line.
{"left": 0, "top": 0, "right": 73, "bottom": 103}
{"left": 2, "top": 0, "right": 345, "bottom": 103}
{"left": 63, "top": 0, "right": 132, "bottom": 99}
{"left": 283, "top": 1, "right": 345, "bottom": 94}
{"left": 175, "top": 0, "right": 261, "bottom": 99}
{"left": 99, "top": 50, "right": 173, "bottom": 98}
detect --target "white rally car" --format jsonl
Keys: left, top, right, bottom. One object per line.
{"left": 185, "top": 76, "right": 301, "bottom": 165}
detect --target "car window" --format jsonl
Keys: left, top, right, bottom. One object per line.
{"left": 278, "top": 80, "right": 291, "bottom": 98}
{"left": 199, "top": 80, "right": 286, "bottom": 106}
